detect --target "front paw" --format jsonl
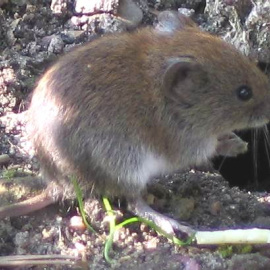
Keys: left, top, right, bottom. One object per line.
{"left": 216, "top": 132, "right": 248, "bottom": 157}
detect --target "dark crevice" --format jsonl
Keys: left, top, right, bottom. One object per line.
{"left": 214, "top": 126, "right": 270, "bottom": 191}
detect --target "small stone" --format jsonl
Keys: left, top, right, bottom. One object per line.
{"left": 210, "top": 201, "right": 222, "bottom": 215}
{"left": 0, "top": 154, "right": 10, "bottom": 164}
{"left": 9, "top": 147, "right": 16, "bottom": 156}
{"left": 178, "top": 8, "right": 195, "bottom": 17}
{"left": 48, "top": 35, "right": 65, "bottom": 54}
{"left": 74, "top": 0, "right": 119, "bottom": 14}
{"left": 61, "top": 30, "right": 85, "bottom": 44}
{"left": 70, "top": 216, "right": 86, "bottom": 230}
{"left": 146, "top": 193, "right": 155, "bottom": 205}
{"left": 74, "top": 242, "right": 86, "bottom": 252}
{"left": 171, "top": 197, "right": 195, "bottom": 220}
{"left": 14, "top": 231, "right": 29, "bottom": 248}
{"left": 50, "top": 0, "right": 68, "bottom": 14}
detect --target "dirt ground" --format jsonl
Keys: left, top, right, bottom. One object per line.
{"left": 0, "top": 0, "right": 270, "bottom": 269}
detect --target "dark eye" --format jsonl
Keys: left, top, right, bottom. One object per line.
{"left": 236, "top": 85, "right": 253, "bottom": 101}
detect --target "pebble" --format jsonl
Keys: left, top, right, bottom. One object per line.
{"left": 48, "top": 35, "right": 65, "bottom": 54}
{"left": 74, "top": 0, "right": 118, "bottom": 14}
{"left": 61, "top": 30, "right": 85, "bottom": 44}
{"left": 0, "top": 154, "right": 10, "bottom": 164}
{"left": 70, "top": 216, "right": 86, "bottom": 231}
{"left": 14, "top": 231, "right": 30, "bottom": 248}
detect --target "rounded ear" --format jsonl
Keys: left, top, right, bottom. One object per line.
{"left": 155, "top": 11, "right": 197, "bottom": 35}
{"left": 162, "top": 57, "right": 208, "bottom": 103}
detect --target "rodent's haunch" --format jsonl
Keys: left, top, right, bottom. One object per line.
{"left": 0, "top": 11, "right": 269, "bottom": 235}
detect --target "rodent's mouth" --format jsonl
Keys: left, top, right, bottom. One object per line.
{"left": 248, "top": 116, "right": 269, "bottom": 129}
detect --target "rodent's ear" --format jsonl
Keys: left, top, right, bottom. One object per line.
{"left": 162, "top": 57, "right": 208, "bottom": 101}
{"left": 155, "top": 11, "right": 197, "bottom": 35}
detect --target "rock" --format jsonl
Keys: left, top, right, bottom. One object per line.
{"left": 60, "top": 30, "right": 85, "bottom": 44}
{"left": 204, "top": 0, "right": 270, "bottom": 62}
{"left": 6, "top": 18, "right": 21, "bottom": 46}
{"left": 178, "top": 7, "right": 195, "bottom": 17}
{"left": 48, "top": 35, "right": 65, "bottom": 54}
{"left": 245, "top": 0, "right": 270, "bottom": 62}
{"left": 0, "top": 154, "right": 10, "bottom": 164}
{"left": 50, "top": 0, "right": 68, "bottom": 14}
{"left": 74, "top": 0, "right": 119, "bottom": 14}
{"left": 154, "top": 0, "right": 204, "bottom": 10}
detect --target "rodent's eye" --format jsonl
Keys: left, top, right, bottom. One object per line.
{"left": 236, "top": 85, "right": 253, "bottom": 101}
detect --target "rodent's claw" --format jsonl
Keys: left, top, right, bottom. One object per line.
{"left": 128, "top": 198, "right": 195, "bottom": 237}
{"left": 157, "top": 215, "right": 196, "bottom": 238}
{"left": 216, "top": 132, "right": 248, "bottom": 157}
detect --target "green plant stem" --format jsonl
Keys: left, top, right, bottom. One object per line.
{"left": 102, "top": 197, "right": 194, "bottom": 264}
{"left": 71, "top": 176, "right": 96, "bottom": 233}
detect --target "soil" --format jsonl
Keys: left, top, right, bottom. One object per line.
{"left": 0, "top": 0, "right": 270, "bottom": 269}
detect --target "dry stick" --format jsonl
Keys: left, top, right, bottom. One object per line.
{"left": 0, "top": 255, "right": 83, "bottom": 267}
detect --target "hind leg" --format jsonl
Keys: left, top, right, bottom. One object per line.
{"left": 128, "top": 197, "right": 195, "bottom": 237}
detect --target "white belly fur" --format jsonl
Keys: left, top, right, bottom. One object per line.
{"left": 129, "top": 137, "right": 217, "bottom": 188}
{"left": 131, "top": 151, "right": 170, "bottom": 187}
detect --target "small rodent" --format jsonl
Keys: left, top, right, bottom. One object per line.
{"left": 0, "top": 11, "right": 269, "bottom": 235}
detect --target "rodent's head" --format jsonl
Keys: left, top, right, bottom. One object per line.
{"left": 156, "top": 11, "right": 270, "bottom": 136}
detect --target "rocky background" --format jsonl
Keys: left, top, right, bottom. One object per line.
{"left": 0, "top": 0, "right": 270, "bottom": 269}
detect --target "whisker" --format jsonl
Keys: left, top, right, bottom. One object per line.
{"left": 263, "top": 125, "right": 270, "bottom": 148}
{"left": 218, "top": 155, "right": 227, "bottom": 171}
{"left": 251, "top": 129, "right": 258, "bottom": 188}
{"left": 263, "top": 125, "right": 270, "bottom": 176}
{"left": 263, "top": 138, "right": 270, "bottom": 173}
